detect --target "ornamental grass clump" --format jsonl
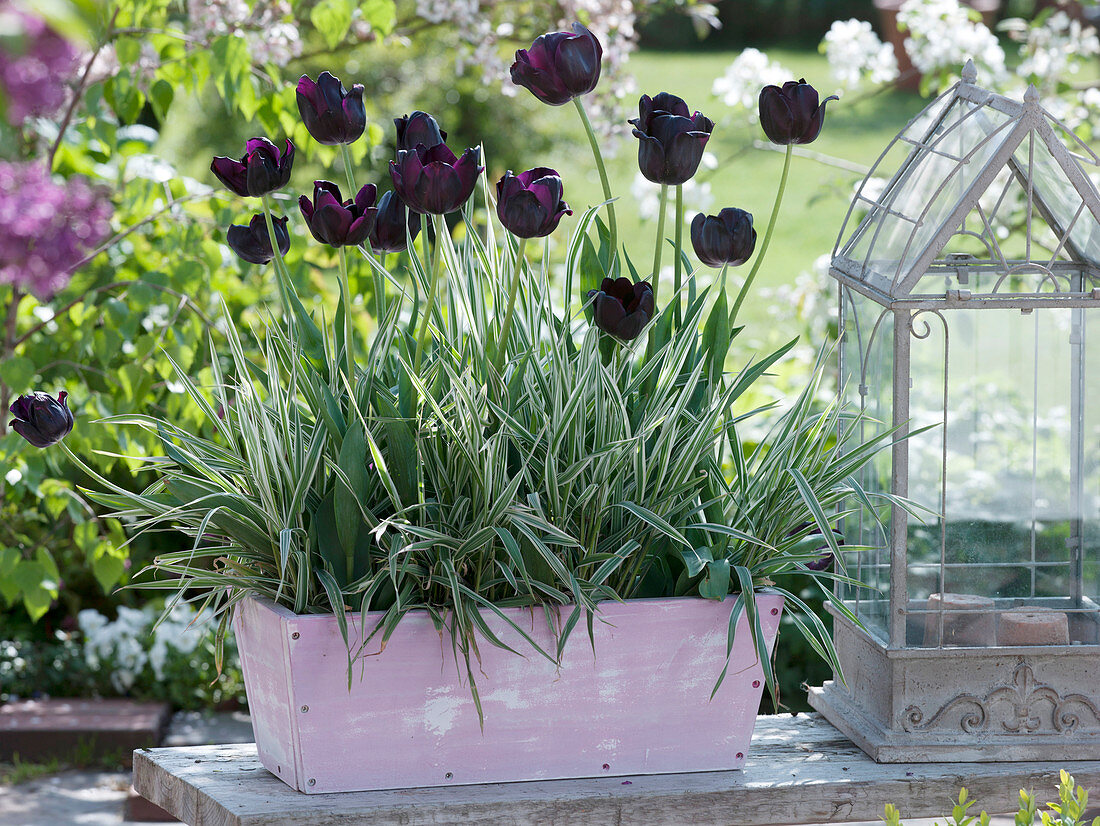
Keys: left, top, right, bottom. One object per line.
{"left": 45, "top": 33, "right": 906, "bottom": 709}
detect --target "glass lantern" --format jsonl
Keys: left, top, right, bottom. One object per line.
{"left": 808, "top": 63, "right": 1100, "bottom": 761}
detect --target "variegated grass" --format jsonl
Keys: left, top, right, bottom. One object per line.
{"left": 75, "top": 178, "right": 906, "bottom": 712}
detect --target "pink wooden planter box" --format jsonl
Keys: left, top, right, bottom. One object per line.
{"left": 233, "top": 593, "right": 784, "bottom": 794}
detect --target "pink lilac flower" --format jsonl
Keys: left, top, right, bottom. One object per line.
{"left": 0, "top": 5, "right": 78, "bottom": 124}
{"left": 0, "top": 162, "right": 113, "bottom": 298}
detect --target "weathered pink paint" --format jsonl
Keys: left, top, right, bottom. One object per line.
{"left": 233, "top": 593, "right": 784, "bottom": 794}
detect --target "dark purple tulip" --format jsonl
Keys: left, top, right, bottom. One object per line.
{"left": 690, "top": 208, "right": 756, "bottom": 268}
{"left": 758, "top": 79, "right": 838, "bottom": 145}
{"left": 787, "top": 522, "right": 843, "bottom": 571}
{"left": 299, "top": 181, "right": 378, "bottom": 248}
{"left": 296, "top": 71, "right": 366, "bottom": 145}
{"left": 9, "top": 390, "right": 74, "bottom": 448}
{"left": 629, "top": 93, "right": 713, "bottom": 186}
{"left": 496, "top": 168, "right": 572, "bottom": 239}
{"left": 586, "top": 277, "right": 655, "bottom": 341}
{"left": 369, "top": 190, "right": 420, "bottom": 254}
{"left": 390, "top": 143, "right": 483, "bottom": 215}
{"left": 211, "top": 137, "right": 295, "bottom": 197}
{"left": 226, "top": 214, "right": 290, "bottom": 264}
{"left": 510, "top": 23, "right": 603, "bottom": 106}
{"left": 394, "top": 111, "right": 447, "bottom": 152}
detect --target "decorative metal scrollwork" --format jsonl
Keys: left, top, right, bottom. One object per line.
{"left": 902, "top": 662, "right": 1100, "bottom": 734}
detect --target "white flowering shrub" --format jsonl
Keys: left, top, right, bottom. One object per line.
{"left": 70, "top": 602, "right": 243, "bottom": 707}
{"left": 711, "top": 48, "right": 792, "bottom": 116}
{"left": 822, "top": 18, "right": 899, "bottom": 89}
{"left": 897, "top": 0, "right": 1006, "bottom": 88}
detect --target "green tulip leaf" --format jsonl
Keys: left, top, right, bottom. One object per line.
{"left": 336, "top": 417, "right": 369, "bottom": 568}
{"left": 680, "top": 545, "right": 713, "bottom": 578}
{"left": 699, "top": 558, "right": 731, "bottom": 601}
{"left": 311, "top": 490, "right": 348, "bottom": 588}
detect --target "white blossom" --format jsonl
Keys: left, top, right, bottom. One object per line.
{"left": 823, "top": 19, "right": 898, "bottom": 89}
{"left": 897, "top": 0, "right": 1006, "bottom": 84}
{"left": 1010, "top": 10, "right": 1100, "bottom": 89}
{"left": 712, "top": 48, "right": 792, "bottom": 115}
{"left": 77, "top": 603, "right": 210, "bottom": 690}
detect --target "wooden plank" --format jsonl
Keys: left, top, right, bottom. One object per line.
{"left": 132, "top": 714, "right": 1100, "bottom": 826}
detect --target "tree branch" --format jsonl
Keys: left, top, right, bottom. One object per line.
{"left": 48, "top": 7, "right": 120, "bottom": 171}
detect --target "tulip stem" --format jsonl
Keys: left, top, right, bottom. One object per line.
{"left": 730, "top": 143, "right": 792, "bottom": 328}
{"left": 414, "top": 214, "right": 444, "bottom": 374}
{"left": 493, "top": 237, "right": 528, "bottom": 375}
{"left": 375, "top": 253, "right": 388, "bottom": 327}
{"left": 573, "top": 96, "right": 617, "bottom": 258}
{"left": 651, "top": 184, "right": 669, "bottom": 300}
{"left": 338, "top": 143, "right": 358, "bottom": 199}
{"left": 260, "top": 195, "right": 295, "bottom": 337}
{"left": 674, "top": 184, "right": 684, "bottom": 328}
{"left": 337, "top": 246, "right": 355, "bottom": 379}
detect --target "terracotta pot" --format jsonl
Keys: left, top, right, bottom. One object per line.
{"left": 874, "top": 0, "right": 1003, "bottom": 92}
{"left": 233, "top": 593, "right": 784, "bottom": 793}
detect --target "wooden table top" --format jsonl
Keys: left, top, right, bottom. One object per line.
{"left": 132, "top": 713, "right": 1100, "bottom": 826}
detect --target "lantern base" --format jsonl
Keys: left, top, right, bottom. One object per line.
{"left": 807, "top": 606, "right": 1100, "bottom": 762}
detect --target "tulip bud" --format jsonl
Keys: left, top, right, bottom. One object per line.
{"left": 690, "top": 208, "right": 756, "bottom": 269}
{"left": 394, "top": 111, "right": 447, "bottom": 152}
{"left": 9, "top": 390, "right": 74, "bottom": 448}
{"left": 226, "top": 214, "right": 290, "bottom": 264}
{"left": 390, "top": 143, "right": 483, "bottom": 216}
{"left": 299, "top": 181, "right": 378, "bottom": 248}
{"left": 296, "top": 71, "right": 366, "bottom": 146}
{"left": 510, "top": 23, "right": 603, "bottom": 106}
{"left": 586, "top": 277, "right": 655, "bottom": 341}
{"left": 369, "top": 190, "right": 420, "bottom": 254}
{"left": 758, "top": 79, "right": 838, "bottom": 146}
{"left": 496, "top": 168, "right": 572, "bottom": 239}
{"left": 629, "top": 93, "right": 713, "bottom": 186}
{"left": 211, "top": 137, "right": 295, "bottom": 198}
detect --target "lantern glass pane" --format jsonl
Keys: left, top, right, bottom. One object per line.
{"left": 840, "top": 288, "right": 893, "bottom": 641}
{"left": 906, "top": 307, "right": 1091, "bottom": 646}
{"left": 841, "top": 99, "right": 1014, "bottom": 290}
{"left": 1015, "top": 134, "right": 1100, "bottom": 268}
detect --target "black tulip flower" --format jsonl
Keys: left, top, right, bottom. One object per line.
{"left": 496, "top": 168, "right": 572, "bottom": 239}
{"left": 394, "top": 111, "right": 447, "bottom": 152}
{"left": 299, "top": 181, "right": 378, "bottom": 248}
{"left": 369, "top": 190, "right": 420, "bottom": 254}
{"left": 296, "top": 71, "right": 366, "bottom": 146}
{"left": 758, "top": 79, "right": 838, "bottom": 146}
{"left": 226, "top": 214, "right": 290, "bottom": 265}
{"left": 629, "top": 93, "right": 714, "bottom": 186}
{"left": 211, "top": 137, "right": 295, "bottom": 197}
{"left": 510, "top": 23, "right": 603, "bottom": 106}
{"left": 586, "top": 277, "right": 655, "bottom": 341}
{"left": 9, "top": 390, "right": 74, "bottom": 448}
{"left": 787, "top": 521, "right": 843, "bottom": 571}
{"left": 390, "top": 143, "right": 483, "bottom": 216}
{"left": 690, "top": 208, "right": 757, "bottom": 268}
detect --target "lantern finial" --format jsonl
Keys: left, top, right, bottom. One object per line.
{"left": 961, "top": 59, "right": 977, "bottom": 84}
{"left": 1024, "top": 84, "right": 1040, "bottom": 104}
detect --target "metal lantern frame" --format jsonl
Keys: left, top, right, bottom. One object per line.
{"left": 808, "top": 62, "right": 1100, "bottom": 762}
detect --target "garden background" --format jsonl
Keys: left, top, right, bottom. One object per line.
{"left": 2, "top": 0, "right": 1095, "bottom": 772}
